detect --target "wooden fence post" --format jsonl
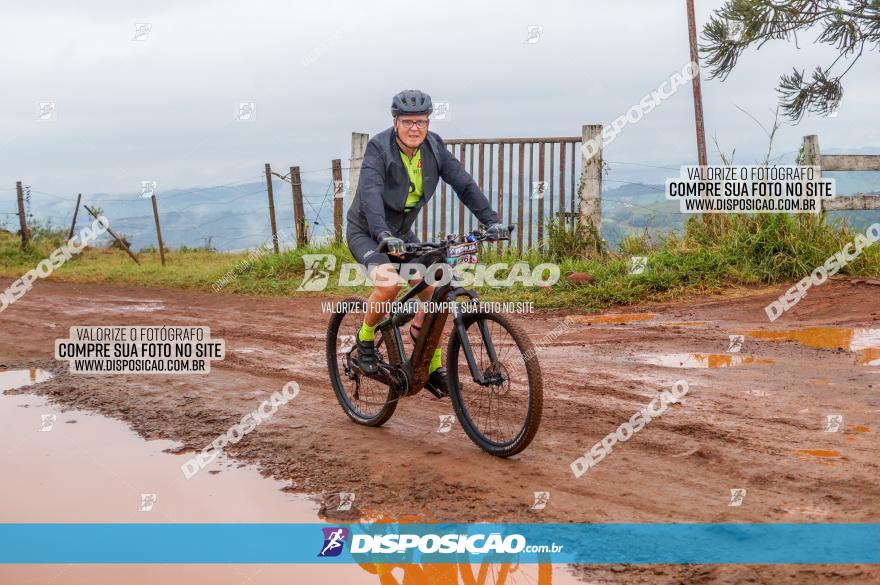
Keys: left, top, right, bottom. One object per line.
{"left": 264, "top": 163, "right": 280, "bottom": 253}
{"left": 16, "top": 181, "right": 30, "bottom": 249}
{"left": 289, "top": 166, "right": 307, "bottom": 246}
{"left": 517, "top": 144, "right": 525, "bottom": 250}
{"left": 349, "top": 133, "right": 369, "bottom": 209}
{"left": 331, "top": 159, "right": 344, "bottom": 244}
{"left": 83, "top": 205, "right": 139, "bottom": 264}
{"left": 150, "top": 193, "right": 166, "bottom": 266}
{"left": 537, "top": 143, "right": 545, "bottom": 245}
{"left": 803, "top": 135, "right": 823, "bottom": 214}
{"left": 68, "top": 193, "right": 81, "bottom": 241}
{"left": 577, "top": 124, "right": 603, "bottom": 243}
{"left": 497, "top": 143, "right": 504, "bottom": 252}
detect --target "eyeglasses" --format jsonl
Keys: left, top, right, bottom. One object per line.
{"left": 398, "top": 119, "right": 429, "bottom": 130}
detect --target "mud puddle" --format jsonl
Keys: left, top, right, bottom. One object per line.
{"left": 567, "top": 313, "right": 656, "bottom": 325}
{"left": 637, "top": 353, "right": 775, "bottom": 368}
{"left": 0, "top": 367, "right": 53, "bottom": 389}
{"left": 743, "top": 327, "right": 880, "bottom": 366}
{"left": 0, "top": 372, "right": 582, "bottom": 585}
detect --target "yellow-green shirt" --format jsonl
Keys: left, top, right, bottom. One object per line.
{"left": 400, "top": 148, "right": 423, "bottom": 212}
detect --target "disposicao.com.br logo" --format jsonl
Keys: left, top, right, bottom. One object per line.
{"left": 318, "top": 527, "right": 349, "bottom": 557}
{"left": 318, "top": 527, "right": 562, "bottom": 557}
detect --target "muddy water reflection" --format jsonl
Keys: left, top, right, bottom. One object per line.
{"left": 1, "top": 378, "right": 580, "bottom": 584}
{"left": 744, "top": 327, "right": 880, "bottom": 366}
{"left": 639, "top": 353, "right": 775, "bottom": 368}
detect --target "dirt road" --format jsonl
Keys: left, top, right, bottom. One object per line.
{"left": 1, "top": 278, "right": 878, "bottom": 584}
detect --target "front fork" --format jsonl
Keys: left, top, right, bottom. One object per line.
{"left": 446, "top": 288, "right": 501, "bottom": 386}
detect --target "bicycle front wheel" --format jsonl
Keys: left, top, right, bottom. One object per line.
{"left": 447, "top": 310, "right": 543, "bottom": 457}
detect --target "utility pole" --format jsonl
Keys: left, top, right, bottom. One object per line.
{"left": 686, "top": 0, "right": 711, "bottom": 225}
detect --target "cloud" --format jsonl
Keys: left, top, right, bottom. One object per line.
{"left": 0, "top": 0, "right": 877, "bottom": 197}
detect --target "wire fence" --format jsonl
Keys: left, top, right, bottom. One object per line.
{"left": 3, "top": 145, "right": 703, "bottom": 256}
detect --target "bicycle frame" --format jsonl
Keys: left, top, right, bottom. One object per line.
{"left": 374, "top": 264, "right": 501, "bottom": 396}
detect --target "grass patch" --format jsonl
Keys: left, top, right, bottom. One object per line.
{"left": 1, "top": 214, "right": 877, "bottom": 312}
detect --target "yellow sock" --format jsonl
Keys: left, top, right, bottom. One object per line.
{"left": 358, "top": 321, "right": 377, "bottom": 342}
{"left": 429, "top": 348, "right": 442, "bottom": 373}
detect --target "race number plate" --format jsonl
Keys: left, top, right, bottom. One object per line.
{"left": 448, "top": 242, "right": 478, "bottom": 257}
{"left": 447, "top": 242, "right": 479, "bottom": 266}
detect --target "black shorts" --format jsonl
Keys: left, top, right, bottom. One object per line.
{"left": 347, "top": 229, "right": 418, "bottom": 270}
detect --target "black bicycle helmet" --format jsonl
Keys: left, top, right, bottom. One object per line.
{"left": 391, "top": 89, "right": 433, "bottom": 117}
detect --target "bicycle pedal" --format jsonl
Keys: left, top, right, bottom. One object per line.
{"left": 423, "top": 384, "right": 447, "bottom": 399}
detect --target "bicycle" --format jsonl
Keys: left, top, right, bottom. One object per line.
{"left": 326, "top": 225, "right": 543, "bottom": 457}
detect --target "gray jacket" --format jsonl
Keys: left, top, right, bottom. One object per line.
{"left": 346, "top": 127, "right": 499, "bottom": 242}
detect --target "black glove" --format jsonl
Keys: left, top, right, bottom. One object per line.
{"left": 485, "top": 223, "right": 510, "bottom": 240}
{"left": 377, "top": 231, "right": 406, "bottom": 256}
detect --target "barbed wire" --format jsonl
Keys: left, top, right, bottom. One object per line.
{"left": 29, "top": 189, "right": 72, "bottom": 201}
{"left": 606, "top": 160, "right": 680, "bottom": 171}
{"left": 172, "top": 188, "right": 266, "bottom": 212}
{"left": 95, "top": 175, "right": 266, "bottom": 203}
{"left": 6, "top": 156, "right": 745, "bottom": 250}
{"left": 301, "top": 182, "right": 334, "bottom": 231}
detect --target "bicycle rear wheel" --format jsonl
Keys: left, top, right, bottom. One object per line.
{"left": 447, "top": 310, "right": 543, "bottom": 457}
{"left": 326, "top": 296, "right": 399, "bottom": 426}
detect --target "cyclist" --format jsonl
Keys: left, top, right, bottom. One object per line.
{"left": 346, "top": 89, "right": 509, "bottom": 396}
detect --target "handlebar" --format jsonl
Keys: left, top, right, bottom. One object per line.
{"left": 401, "top": 224, "right": 516, "bottom": 255}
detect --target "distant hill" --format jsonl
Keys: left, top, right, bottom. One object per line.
{"left": 5, "top": 178, "right": 332, "bottom": 252}
{"left": 598, "top": 178, "right": 880, "bottom": 249}
{"left": 4, "top": 164, "right": 877, "bottom": 252}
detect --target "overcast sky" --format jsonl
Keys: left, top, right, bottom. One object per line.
{"left": 1, "top": 0, "right": 877, "bottom": 199}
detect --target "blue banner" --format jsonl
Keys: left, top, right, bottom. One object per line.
{"left": 1, "top": 523, "right": 878, "bottom": 564}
